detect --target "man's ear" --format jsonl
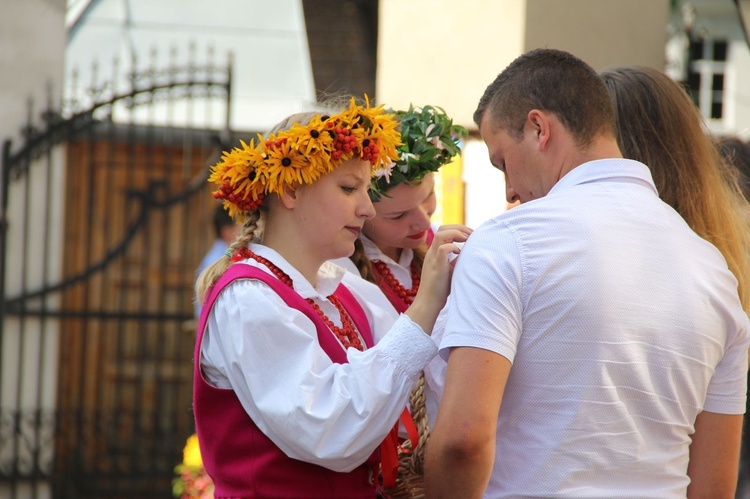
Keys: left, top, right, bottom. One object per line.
{"left": 280, "top": 185, "right": 298, "bottom": 209}
{"left": 527, "top": 109, "right": 551, "bottom": 150}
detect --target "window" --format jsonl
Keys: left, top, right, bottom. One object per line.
{"left": 686, "top": 38, "right": 728, "bottom": 120}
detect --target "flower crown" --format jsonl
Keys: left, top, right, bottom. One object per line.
{"left": 370, "top": 105, "right": 468, "bottom": 201}
{"left": 209, "top": 96, "right": 402, "bottom": 220}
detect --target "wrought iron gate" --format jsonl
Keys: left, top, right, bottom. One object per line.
{"left": 0, "top": 57, "right": 234, "bottom": 498}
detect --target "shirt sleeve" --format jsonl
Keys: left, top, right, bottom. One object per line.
{"left": 703, "top": 312, "right": 750, "bottom": 414}
{"left": 439, "top": 220, "right": 524, "bottom": 363}
{"left": 200, "top": 278, "right": 437, "bottom": 472}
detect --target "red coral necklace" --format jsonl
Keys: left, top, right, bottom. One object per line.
{"left": 232, "top": 248, "right": 364, "bottom": 351}
{"left": 371, "top": 260, "right": 420, "bottom": 306}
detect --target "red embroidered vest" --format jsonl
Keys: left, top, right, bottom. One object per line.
{"left": 193, "top": 264, "right": 378, "bottom": 498}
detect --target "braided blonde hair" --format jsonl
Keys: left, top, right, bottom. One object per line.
{"left": 348, "top": 239, "right": 376, "bottom": 283}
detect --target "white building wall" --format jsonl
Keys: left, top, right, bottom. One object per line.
{"left": 728, "top": 44, "right": 750, "bottom": 138}
{"left": 0, "top": 1, "right": 66, "bottom": 498}
{"left": 0, "top": 0, "right": 67, "bottom": 146}
{"left": 525, "top": 0, "right": 668, "bottom": 71}
{"left": 378, "top": 0, "right": 669, "bottom": 227}
{"left": 377, "top": 0, "right": 526, "bottom": 128}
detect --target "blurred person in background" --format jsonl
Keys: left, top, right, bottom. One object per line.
{"left": 717, "top": 134, "right": 750, "bottom": 499}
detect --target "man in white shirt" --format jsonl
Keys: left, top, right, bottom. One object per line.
{"left": 425, "top": 48, "right": 750, "bottom": 498}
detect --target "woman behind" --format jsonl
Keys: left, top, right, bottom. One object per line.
{"left": 333, "top": 105, "right": 467, "bottom": 491}
{"left": 346, "top": 104, "right": 467, "bottom": 313}
{"left": 718, "top": 135, "right": 750, "bottom": 499}
{"left": 193, "top": 97, "right": 470, "bottom": 498}
{"left": 601, "top": 66, "right": 750, "bottom": 497}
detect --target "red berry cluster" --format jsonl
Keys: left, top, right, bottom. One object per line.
{"left": 264, "top": 138, "right": 287, "bottom": 149}
{"left": 213, "top": 181, "right": 264, "bottom": 212}
{"left": 360, "top": 139, "right": 379, "bottom": 164}
{"left": 323, "top": 120, "right": 380, "bottom": 164}
{"left": 332, "top": 126, "right": 359, "bottom": 155}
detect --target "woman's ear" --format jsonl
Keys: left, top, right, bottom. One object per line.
{"left": 280, "top": 185, "right": 298, "bottom": 209}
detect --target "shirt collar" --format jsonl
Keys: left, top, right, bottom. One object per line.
{"left": 548, "top": 158, "right": 658, "bottom": 197}
{"left": 248, "top": 243, "right": 345, "bottom": 298}
{"left": 359, "top": 232, "right": 414, "bottom": 268}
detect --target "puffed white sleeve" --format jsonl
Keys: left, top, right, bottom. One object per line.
{"left": 200, "top": 278, "right": 436, "bottom": 472}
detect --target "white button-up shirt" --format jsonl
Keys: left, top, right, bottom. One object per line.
{"left": 439, "top": 158, "right": 750, "bottom": 498}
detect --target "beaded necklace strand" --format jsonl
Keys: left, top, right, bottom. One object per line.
{"left": 371, "top": 260, "right": 420, "bottom": 306}
{"left": 232, "top": 248, "right": 364, "bottom": 351}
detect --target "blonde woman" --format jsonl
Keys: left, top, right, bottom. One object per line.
{"left": 193, "top": 97, "right": 470, "bottom": 497}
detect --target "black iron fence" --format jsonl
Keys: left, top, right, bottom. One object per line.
{"left": 1, "top": 53, "right": 234, "bottom": 498}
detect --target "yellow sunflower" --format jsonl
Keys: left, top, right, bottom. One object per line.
{"left": 263, "top": 135, "right": 310, "bottom": 194}
{"left": 209, "top": 139, "right": 268, "bottom": 220}
{"left": 287, "top": 116, "right": 334, "bottom": 174}
{"left": 359, "top": 106, "right": 401, "bottom": 170}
